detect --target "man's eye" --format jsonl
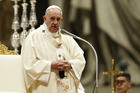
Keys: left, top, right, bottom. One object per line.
{"left": 57, "top": 18, "right": 60, "bottom": 21}
{"left": 115, "top": 80, "right": 126, "bottom": 85}
{"left": 50, "top": 17, "right": 55, "bottom": 20}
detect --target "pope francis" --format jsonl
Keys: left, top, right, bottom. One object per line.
{"left": 21, "top": 5, "right": 86, "bottom": 93}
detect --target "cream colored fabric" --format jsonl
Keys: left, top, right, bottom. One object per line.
{"left": 0, "top": 55, "right": 26, "bottom": 93}
{"left": 21, "top": 23, "right": 86, "bottom": 93}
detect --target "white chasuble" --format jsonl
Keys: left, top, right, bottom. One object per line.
{"left": 21, "top": 23, "right": 86, "bottom": 93}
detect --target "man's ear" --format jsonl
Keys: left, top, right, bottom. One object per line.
{"left": 43, "top": 16, "right": 46, "bottom": 20}
{"left": 61, "top": 17, "right": 63, "bottom": 21}
{"left": 128, "top": 82, "right": 132, "bottom": 88}
{"left": 60, "top": 17, "right": 63, "bottom": 25}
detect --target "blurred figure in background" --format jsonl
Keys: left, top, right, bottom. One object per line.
{"left": 115, "top": 73, "right": 132, "bottom": 93}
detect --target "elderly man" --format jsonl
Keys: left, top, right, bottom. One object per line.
{"left": 21, "top": 5, "right": 86, "bottom": 93}
{"left": 115, "top": 73, "right": 132, "bottom": 93}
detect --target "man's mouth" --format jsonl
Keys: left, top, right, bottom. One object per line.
{"left": 117, "top": 87, "right": 122, "bottom": 91}
{"left": 52, "top": 26, "right": 58, "bottom": 29}
{"left": 50, "top": 26, "right": 59, "bottom": 33}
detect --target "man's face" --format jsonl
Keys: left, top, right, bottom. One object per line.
{"left": 43, "top": 8, "right": 63, "bottom": 33}
{"left": 115, "top": 76, "right": 131, "bottom": 93}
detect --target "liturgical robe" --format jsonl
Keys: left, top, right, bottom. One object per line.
{"left": 21, "top": 23, "right": 86, "bottom": 93}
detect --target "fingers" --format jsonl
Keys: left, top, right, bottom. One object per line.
{"left": 63, "top": 62, "right": 71, "bottom": 70}
{"left": 51, "top": 60, "right": 71, "bottom": 71}
{"left": 57, "top": 62, "right": 71, "bottom": 71}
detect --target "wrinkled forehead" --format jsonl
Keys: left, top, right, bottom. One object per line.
{"left": 46, "top": 8, "right": 62, "bottom": 18}
{"left": 45, "top": 8, "right": 62, "bottom": 18}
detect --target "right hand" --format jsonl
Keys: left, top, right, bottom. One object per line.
{"left": 51, "top": 60, "right": 71, "bottom": 71}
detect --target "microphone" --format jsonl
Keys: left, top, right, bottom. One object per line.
{"left": 61, "top": 29, "right": 99, "bottom": 87}
{"left": 59, "top": 71, "right": 65, "bottom": 78}
{"left": 61, "top": 29, "right": 81, "bottom": 40}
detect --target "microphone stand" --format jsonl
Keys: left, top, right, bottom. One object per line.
{"left": 61, "top": 29, "right": 98, "bottom": 93}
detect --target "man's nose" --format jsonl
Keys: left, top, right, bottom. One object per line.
{"left": 117, "top": 83, "right": 122, "bottom": 86}
{"left": 54, "top": 19, "right": 58, "bottom": 24}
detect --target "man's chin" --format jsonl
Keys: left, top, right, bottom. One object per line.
{"left": 50, "top": 29, "right": 59, "bottom": 33}
{"left": 117, "top": 90, "right": 124, "bottom": 93}
{"left": 50, "top": 30, "right": 58, "bottom": 33}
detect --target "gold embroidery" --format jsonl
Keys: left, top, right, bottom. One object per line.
{"left": 52, "top": 34, "right": 61, "bottom": 38}
{"left": 0, "top": 42, "right": 18, "bottom": 55}
{"left": 57, "top": 78, "right": 69, "bottom": 92}
{"left": 32, "top": 47, "right": 40, "bottom": 63}
{"left": 56, "top": 43, "right": 62, "bottom": 48}
{"left": 53, "top": 34, "right": 62, "bottom": 48}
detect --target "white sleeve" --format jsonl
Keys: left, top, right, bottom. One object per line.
{"left": 67, "top": 37, "right": 86, "bottom": 80}
{"left": 21, "top": 35, "right": 51, "bottom": 89}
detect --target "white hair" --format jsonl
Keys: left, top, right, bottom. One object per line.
{"left": 45, "top": 5, "right": 62, "bottom": 15}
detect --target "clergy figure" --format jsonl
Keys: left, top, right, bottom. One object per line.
{"left": 21, "top": 5, "right": 86, "bottom": 93}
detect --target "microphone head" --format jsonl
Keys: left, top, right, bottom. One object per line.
{"left": 61, "top": 29, "right": 75, "bottom": 37}
{"left": 61, "top": 29, "right": 67, "bottom": 34}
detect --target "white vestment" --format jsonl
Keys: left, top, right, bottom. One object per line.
{"left": 21, "top": 23, "right": 86, "bottom": 93}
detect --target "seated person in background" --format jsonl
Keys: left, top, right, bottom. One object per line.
{"left": 115, "top": 73, "right": 131, "bottom": 93}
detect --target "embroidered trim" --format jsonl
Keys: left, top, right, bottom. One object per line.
{"left": 57, "top": 79, "right": 69, "bottom": 92}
